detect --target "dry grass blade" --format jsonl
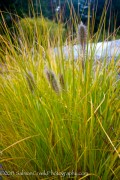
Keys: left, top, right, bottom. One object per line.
{"left": 25, "top": 71, "right": 36, "bottom": 92}
{"left": 59, "top": 73, "right": 65, "bottom": 90}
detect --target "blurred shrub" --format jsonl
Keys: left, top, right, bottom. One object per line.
{"left": 19, "top": 17, "right": 66, "bottom": 48}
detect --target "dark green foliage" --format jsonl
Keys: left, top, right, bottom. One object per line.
{"left": 0, "top": 0, "right": 119, "bottom": 32}
{"left": 94, "top": 0, "right": 120, "bottom": 32}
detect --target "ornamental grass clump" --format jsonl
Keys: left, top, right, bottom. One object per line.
{"left": 0, "top": 1, "right": 120, "bottom": 179}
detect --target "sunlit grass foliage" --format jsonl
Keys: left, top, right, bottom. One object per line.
{"left": 0, "top": 1, "right": 120, "bottom": 179}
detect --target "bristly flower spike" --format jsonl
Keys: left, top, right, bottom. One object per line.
{"left": 78, "top": 21, "right": 87, "bottom": 53}
{"left": 44, "top": 66, "right": 61, "bottom": 94}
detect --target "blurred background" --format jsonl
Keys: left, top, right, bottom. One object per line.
{"left": 0, "top": 0, "right": 120, "bottom": 33}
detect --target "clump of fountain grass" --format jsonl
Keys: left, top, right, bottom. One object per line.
{"left": 0, "top": 1, "right": 120, "bottom": 179}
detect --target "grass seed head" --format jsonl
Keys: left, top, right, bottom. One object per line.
{"left": 78, "top": 22, "right": 87, "bottom": 53}
{"left": 44, "top": 66, "right": 61, "bottom": 94}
